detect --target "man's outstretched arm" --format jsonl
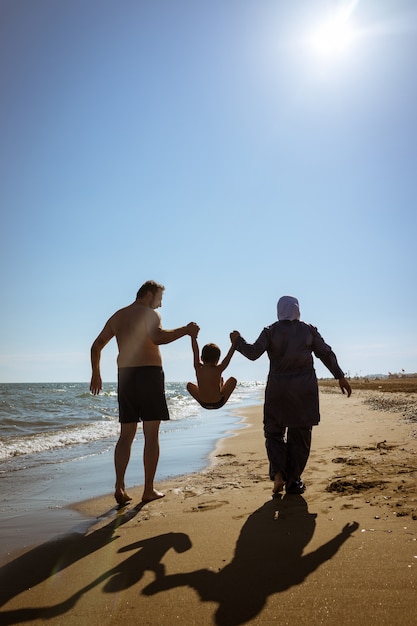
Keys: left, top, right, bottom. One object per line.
{"left": 152, "top": 322, "right": 199, "bottom": 345}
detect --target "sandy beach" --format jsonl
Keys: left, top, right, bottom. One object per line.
{"left": 1, "top": 388, "right": 416, "bottom": 625}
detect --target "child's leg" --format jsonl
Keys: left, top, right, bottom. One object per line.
{"left": 220, "top": 377, "right": 237, "bottom": 403}
{"left": 186, "top": 382, "right": 201, "bottom": 403}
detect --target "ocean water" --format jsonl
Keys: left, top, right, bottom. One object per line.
{"left": 0, "top": 381, "right": 265, "bottom": 560}
{"left": 0, "top": 381, "right": 264, "bottom": 472}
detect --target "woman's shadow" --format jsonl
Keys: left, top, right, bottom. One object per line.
{"left": 143, "top": 495, "right": 358, "bottom": 626}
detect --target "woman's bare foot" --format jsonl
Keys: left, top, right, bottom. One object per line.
{"left": 273, "top": 471, "right": 285, "bottom": 495}
{"left": 141, "top": 489, "right": 165, "bottom": 504}
{"left": 114, "top": 489, "right": 132, "bottom": 506}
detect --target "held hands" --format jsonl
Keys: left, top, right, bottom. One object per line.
{"left": 230, "top": 330, "right": 240, "bottom": 344}
{"left": 186, "top": 322, "right": 200, "bottom": 338}
{"left": 339, "top": 377, "right": 352, "bottom": 397}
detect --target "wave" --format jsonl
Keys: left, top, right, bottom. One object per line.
{"left": 0, "top": 420, "right": 120, "bottom": 461}
{"left": 77, "top": 390, "right": 118, "bottom": 398}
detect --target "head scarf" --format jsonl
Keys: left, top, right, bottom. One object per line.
{"left": 277, "top": 295, "right": 300, "bottom": 321}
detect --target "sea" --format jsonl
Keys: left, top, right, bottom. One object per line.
{"left": 0, "top": 381, "right": 265, "bottom": 561}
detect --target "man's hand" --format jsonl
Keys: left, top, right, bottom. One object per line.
{"left": 90, "top": 373, "right": 102, "bottom": 396}
{"left": 186, "top": 322, "right": 200, "bottom": 338}
{"left": 339, "top": 377, "right": 352, "bottom": 397}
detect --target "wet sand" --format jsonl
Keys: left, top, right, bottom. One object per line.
{"left": 0, "top": 389, "right": 416, "bottom": 625}
{"left": 0, "top": 405, "right": 247, "bottom": 563}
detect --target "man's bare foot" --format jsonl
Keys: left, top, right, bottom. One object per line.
{"left": 273, "top": 472, "right": 285, "bottom": 495}
{"left": 141, "top": 490, "right": 165, "bottom": 504}
{"left": 114, "top": 489, "right": 132, "bottom": 506}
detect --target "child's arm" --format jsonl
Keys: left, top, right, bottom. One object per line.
{"left": 191, "top": 335, "right": 201, "bottom": 371}
{"left": 219, "top": 334, "right": 238, "bottom": 372}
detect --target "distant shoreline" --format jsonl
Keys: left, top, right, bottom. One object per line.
{"left": 319, "top": 374, "right": 417, "bottom": 393}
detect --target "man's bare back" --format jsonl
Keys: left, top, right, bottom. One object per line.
{"left": 109, "top": 302, "right": 163, "bottom": 368}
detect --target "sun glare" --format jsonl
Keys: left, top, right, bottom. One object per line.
{"left": 310, "top": 10, "right": 357, "bottom": 58}
{"left": 311, "top": 16, "right": 354, "bottom": 56}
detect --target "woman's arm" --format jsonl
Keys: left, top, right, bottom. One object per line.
{"left": 233, "top": 328, "right": 269, "bottom": 361}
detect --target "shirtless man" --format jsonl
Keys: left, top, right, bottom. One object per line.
{"left": 90, "top": 280, "right": 199, "bottom": 506}
{"left": 186, "top": 333, "right": 237, "bottom": 409}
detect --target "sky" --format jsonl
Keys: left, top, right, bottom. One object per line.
{"left": 1, "top": 0, "right": 416, "bottom": 383}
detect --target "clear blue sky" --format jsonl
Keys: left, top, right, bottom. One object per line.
{"left": 1, "top": 0, "right": 416, "bottom": 383}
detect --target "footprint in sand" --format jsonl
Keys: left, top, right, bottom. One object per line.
{"left": 188, "top": 500, "right": 229, "bottom": 512}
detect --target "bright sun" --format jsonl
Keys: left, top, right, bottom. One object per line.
{"left": 311, "top": 14, "right": 356, "bottom": 56}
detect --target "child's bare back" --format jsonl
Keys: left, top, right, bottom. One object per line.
{"left": 187, "top": 336, "right": 237, "bottom": 409}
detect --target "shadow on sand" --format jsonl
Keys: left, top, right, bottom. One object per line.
{"left": 143, "top": 495, "right": 358, "bottom": 625}
{"left": 0, "top": 495, "right": 358, "bottom": 625}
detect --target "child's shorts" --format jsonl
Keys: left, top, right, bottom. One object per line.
{"left": 199, "top": 396, "right": 225, "bottom": 410}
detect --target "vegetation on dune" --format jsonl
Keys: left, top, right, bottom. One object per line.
{"left": 319, "top": 375, "right": 417, "bottom": 394}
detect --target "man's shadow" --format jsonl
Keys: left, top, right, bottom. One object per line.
{"left": 143, "top": 495, "right": 358, "bottom": 626}
{"left": 0, "top": 503, "right": 143, "bottom": 610}
{"left": 0, "top": 501, "right": 192, "bottom": 625}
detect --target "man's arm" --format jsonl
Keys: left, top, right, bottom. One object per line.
{"left": 90, "top": 322, "right": 114, "bottom": 395}
{"left": 152, "top": 321, "right": 199, "bottom": 345}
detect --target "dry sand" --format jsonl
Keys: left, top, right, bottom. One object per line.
{"left": 0, "top": 389, "right": 416, "bottom": 625}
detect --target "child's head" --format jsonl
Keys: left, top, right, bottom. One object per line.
{"left": 201, "top": 343, "right": 221, "bottom": 365}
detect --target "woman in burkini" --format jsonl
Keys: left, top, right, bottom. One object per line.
{"left": 232, "top": 295, "right": 351, "bottom": 495}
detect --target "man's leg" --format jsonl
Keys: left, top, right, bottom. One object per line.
{"left": 114, "top": 422, "right": 137, "bottom": 505}
{"left": 142, "top": 420, "right": 165, "bottom": 503}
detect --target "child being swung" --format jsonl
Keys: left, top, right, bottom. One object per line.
{"left": 187, "top": 333, "right": 238, "bottom": 409}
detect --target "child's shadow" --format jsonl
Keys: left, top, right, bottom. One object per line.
{"left": 143, "top": 495, "right": 359, "bottom": 626}
{"left": 91, "top": 531, "right": 192, "bottom": 593}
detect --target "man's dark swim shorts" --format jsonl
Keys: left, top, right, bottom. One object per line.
{"left": 117, "top": 366, "right": 170, "bottom": 423}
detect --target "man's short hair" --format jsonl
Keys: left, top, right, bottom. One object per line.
{"left": 136, "top": 280, "right": 165, "bottom": 299}
{"left": 201, "top": 343, "right": 221, "bottom": 364}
